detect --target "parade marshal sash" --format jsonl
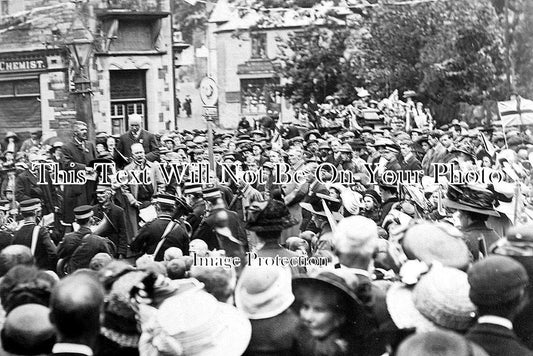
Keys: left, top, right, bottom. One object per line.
{"left": 30, "top": 226, "right": 39, "bottom": 256}
{"left": 151, "top": 220, "right": 178, "bottom": 259}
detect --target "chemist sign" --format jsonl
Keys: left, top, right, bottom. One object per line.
{"left": 0, "top": 56, "right": 47, "bottom": 73}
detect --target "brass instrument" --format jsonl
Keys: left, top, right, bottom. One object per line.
{"left": 91, "top": 214, "right": 111, "bottom": 235}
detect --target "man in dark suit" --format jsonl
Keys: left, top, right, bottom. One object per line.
{"left": 116, "top": 114, "right": 158, "bottom": 166}
{"left": 466, "top": 255, "right": 533, "bottom": 356}
{"left": 129, "top": 194, "right": 190, "bottom": 261}
{"left": 49, "top": 274, "right": 104, "bottom": 356}
{"left": 15, "top": 153, "right": 59, "bottom": 216}
{"left": 57, "top": 205, "right": 115, "bottom": 273}
{"left": 60, "top": 121, "right": 96, "bottom": 224}
{"left": 192, "top": 186, "right": 248, "bottom": 252}
{"left": 93, "top": 184, "right": 128, "bottom": 258}
{"left": 12, "top": 199, "right": 57, "bottom": 271}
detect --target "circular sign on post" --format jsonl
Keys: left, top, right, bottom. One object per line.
{"left": 199, "top": 77, "right": 218, "bottom": 106}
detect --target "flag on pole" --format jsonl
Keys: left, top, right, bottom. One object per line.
{"left": 497, "top": 96, "right": 533, "bottom": 127}
{"left": 480, "top": 132, "right": 496, "bottom": 157}
{"left": 321, "top": 200, "right": 337, "bottom": 234}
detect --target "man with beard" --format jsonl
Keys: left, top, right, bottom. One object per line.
{"left": 92, "top": 184, "right": 128, "bottom": 258}
{"left": 60, "top": 121, "right": 96, "bottom": 226}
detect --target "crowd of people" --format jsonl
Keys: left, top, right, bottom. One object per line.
{"left": 0, "top": 89, "right": 532, "bottom": 355}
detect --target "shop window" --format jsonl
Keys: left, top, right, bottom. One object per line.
{"left": 0, "top": 78, "right": 40, "bottom": 98}
{"left": 251, "top": 33, "right": 267, "bottom": 59}
{"left": 241, "top": 78, "right": 281, "bottom": 115}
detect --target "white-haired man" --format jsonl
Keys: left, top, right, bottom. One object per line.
{"left": 116, "top": 114, "right": 158, "bottom": 167}
{"left": 122, "top": 143, "right": 165, "bottom": 237}
{"left": 333, "top": 216, "right": 392, "bottom": 331}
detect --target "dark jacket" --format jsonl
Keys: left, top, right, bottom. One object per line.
{"left": 57, "top": 226, "right": 92, "bottom": 261}
{"left": 129, "top": 215, "right": 189, "bottom": 261}
{"left": 466, "top": 322, "right": 533, "bottom": 356}
{"left": 400, "top": 154, "right": 422, "bottom": 171}
{"left": 93, "top": 203, "right": 128, "bottom": 256}
{"left": 244, "top": 309, "right": 299, "bottom": 356}
{"left": 13, "top": 222, "right": 57, "bottom": 270}
{"left": 61, "top": 139, "right": 96, "bottom": 223}
{"left": 256, "top": 240, "right": 305, "bottom": 275}
{"left": 192, "top": 208, "right": 248, "bottom": 251}
{"left": 69, "top": 234, "right": 115, "bottom": 271}
{"left": 186, "top": 199, "right": 205, "bottom": 235}
{"left": 58, "top": 226, "right": 115, "bottom": 271}
{"left": 461, "top": 221, "right": 501, "bottom": 260}
{"left": 116, "top": 130, "right": 158, "bottom": 161}
{"left": 15, "top": 170, "right": 58, "bottom": 215}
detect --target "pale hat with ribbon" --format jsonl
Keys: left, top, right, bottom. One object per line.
{"left": 139, "top": 289, "right": 251, "bottom": 356}
{"left": 235, "top": 266, "right": 294, "bottom": 320}
{"left": 386, "top": 263, "right": 477, "bottom": 332}
{"left": 340, "top": 190, "right": 363, "bottom": 215}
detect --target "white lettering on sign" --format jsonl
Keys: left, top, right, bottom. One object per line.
{"left": 0, "top": 59, "right": 47, "bottom": 72}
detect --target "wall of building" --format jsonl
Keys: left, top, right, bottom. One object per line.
{"left": 213, "top": 28, "right": 296, "bottom": 129}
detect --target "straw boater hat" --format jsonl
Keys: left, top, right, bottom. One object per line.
{"left": 444, "top": 184, "right": 500, "bottom": 217}
{"left": 386, "top": 263, "right": 477, "bottom": 333}
{"left": 235, "top": 266, "right": 294, "bottom": 320}
{"left": 139, "top": 289, "right": 251, "bottom": 356}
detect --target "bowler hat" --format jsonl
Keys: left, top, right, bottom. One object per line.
{"left": 468, "top": 255, "right": 528, "bottom": 306}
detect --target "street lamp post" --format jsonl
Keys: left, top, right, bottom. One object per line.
{"left": 68, "top": 39, "right": 95, "bottom": 140}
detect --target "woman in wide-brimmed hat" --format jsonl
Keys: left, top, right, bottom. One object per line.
{"left": 444, "top": 184, "right": 501, "bottom": 260}
{"left": 292, "top": 269, "right": 374, "bottom": 356}
{"left": 236, "top": 266, "right": 299, "bottom": 356}
{"left": 245, "top": 200, "right": 303, "bottom": 275}
{"left": 2, "top": 132, "right": 20, "bottom": 155}
{"left": 386, "top": 263, "right": 477, "bottom": 334}
{"left": 139, "top": 289, "right": 251, "bottom": 356}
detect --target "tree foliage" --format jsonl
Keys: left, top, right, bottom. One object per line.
{"left": 277, "top": 23, "right": 354, "bottom": 103}
{"left": 277, "top": 0, "right": 509, "bottom": 122}
{"left": 172, "top": 0, "right": 208, "bottom": 44}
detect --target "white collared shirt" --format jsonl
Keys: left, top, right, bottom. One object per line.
{"left": 340, "top": 264, "right": 372, "bottom": 279}
{"left": 52, "top": 343, "right": 93, "bottom": 356}
{"left": 478, "top": 315, "right": 513, "bottom": 330}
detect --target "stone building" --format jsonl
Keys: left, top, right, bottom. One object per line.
{"left": 206, "top": 0, "right": 350, "bottom": 129}
{"left": 0, "top": 0, "right": 174, "bottom": 141}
